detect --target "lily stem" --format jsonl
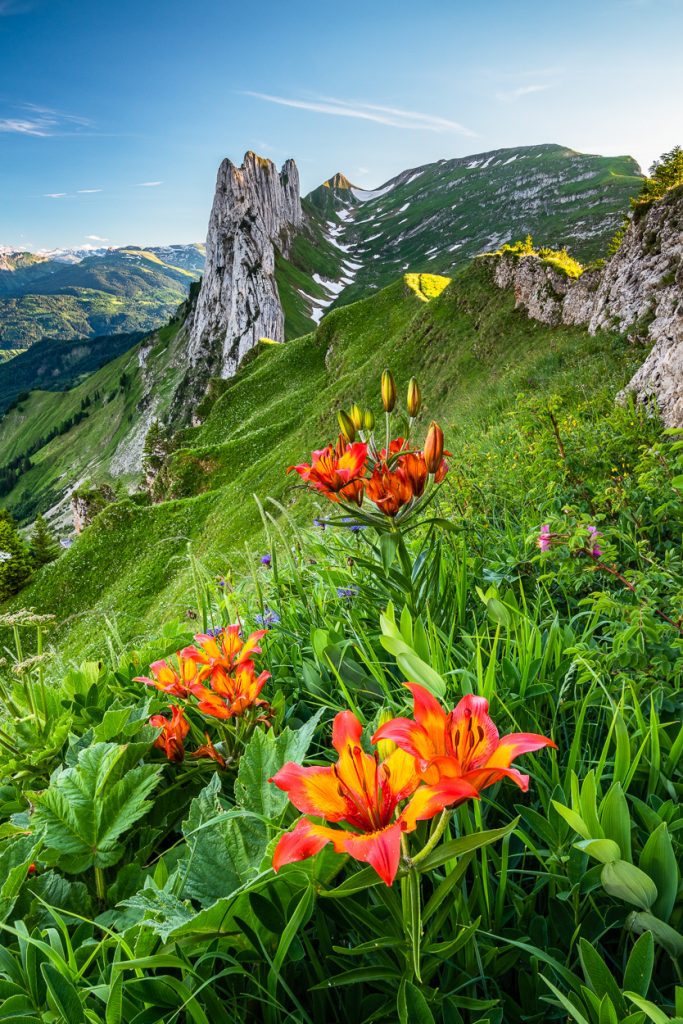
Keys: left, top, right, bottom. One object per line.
{"left": 410, "top": 809, "right": 451, "bottom": 867}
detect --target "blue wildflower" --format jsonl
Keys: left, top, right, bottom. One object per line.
{"left": 255, "top": 607, "right": 281, "bottom": 627}
{"left": 337, "top": 586, "right": 359, "bottom": 601}
{"left": 341, "top": 517, "right": 366, "bottom": 533}
{"left": 260, "top": 554, "right": 272, "bottom": 567}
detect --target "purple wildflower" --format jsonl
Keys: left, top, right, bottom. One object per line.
{"left": 587, "top": 525, "right": 602, "bottom": 560}
{"left": 206, "top": 626, "right": 224, "bottom": 638}
{"left": 337, "top": 586, "right": 359, "bottom": 602}
{"left": 260, "top": 554, "right": 272, "bottom": 567}
{"left": 313, "top": 518, "right": 326, "bottom": 530}
{"left": 341, "top": 517, "right": 366, "bottom": 533}
{"left": 255, "top": 607, "right": 281, "bottom": 628}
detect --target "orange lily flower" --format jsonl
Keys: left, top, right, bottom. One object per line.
{"left": 182, "top": 626, "right": 266, "bottom": 689}
{"left": 191, "top": 732, "right": 228, "bottom": 769}
{"left": 365, "top": 462, "right": 414, "bottom": 516}
{"left": 271, "top": 710, "right": 479, "bottom": 885}
{"left": 189, "top": 663, "right": 271, "bottom": 720}
{"left": 288, "top": 442, "right": 368, "bottom": 504}
{"left": 373, "top": 684, "right": 556, "bottom": 793}
{"left": 134, "top": 652, "right": 199, "bottom": 697}
{"left": 150, "top": 705, "right": 190, "bottom": 763}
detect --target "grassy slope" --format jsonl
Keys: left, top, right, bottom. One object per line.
{"left": 12, "top": 262, "right": 646, "bottom": 656}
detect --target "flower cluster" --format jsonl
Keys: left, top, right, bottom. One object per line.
{"left": 271, "top": 685, "right": 555, "bottom": 885}
{"left": 134, "top": 625, "right": 272, "bottom": 766}
{"left": 288, "top": 372, "right": 449, "bottom": 529}
{"left": 537, "top": 522, "right": 603, "bottom": 559}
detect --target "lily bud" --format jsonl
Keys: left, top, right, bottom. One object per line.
{"left": 424, "top": 421, "right": 444, "bottom": 474}
{"left": 375, "top": 708, "right": 397, "bottom": 760}
{"left": 337, "top": 409, "right": 356, "bottom": 444}
{"left": 407, "top": 377, "right": 421, "bottom": 418}
{"left": 363, "top": 409, "right": 375, "bottom": 431}
{"left": 381, "top": 369, "right": 396, "bottom": 413}
{"left": 349, "top": 403, "right": 363, "bottom": 430}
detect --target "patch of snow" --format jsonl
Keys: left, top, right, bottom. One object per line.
{"left": 466, "top": 160, "right": 480, "bottom": 169}
{"left": 397, "top": 203, "right": 409, "bottom": 213}
{"left": 504, "top": 155, "right": 518, "bottom": 164}
{"left": 480, "top": 156, "right": 494, "bottom": 169}
{"left": 403, "top": 171, "right": 423, "bottom": 185}
{"left": 351, "top": 183, "right": 394, "bottom": 202}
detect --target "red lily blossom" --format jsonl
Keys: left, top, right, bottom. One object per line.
{"left": 373, "top": 684, "right": 556, "bottom": 793}
{"left": 191, "top": 732, "right": 228, "bottom": 768}
{"left": 189, "top": 663, "right": 271, "bottom": 720}
{"left": 182, "top": 626, "right": 266, "bottom": 690}
{"left": 288, "top": 442, "right": 368, "bottom": 504}
{"left": 134, "top": 652, "right": 199, "bottom": 697}
{"left": 150, "top": 704, "right": 190, "bottom": 763}
{"left": 271, "top": 710, "right": 479, "bottom": 885}
{"left": 365, "top": 461, "right": 414, "bottom": 516}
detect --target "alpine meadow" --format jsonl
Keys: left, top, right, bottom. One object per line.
{"left": 0, "top": 4, "right": 681, "bottom": 1022}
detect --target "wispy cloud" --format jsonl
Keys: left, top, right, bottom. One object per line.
{"left": 134, "top": 180, "right": 163, "bottom": 187}
{"left": 43, "top": 192, "right": 68, "bottom": 199}
{"left": 243, "top": 92, "right": 476, "bottom": 136}
{"left": 495, "top": 83, "right": 553, "bottom": 103}
{"left": 86, "top": 234, "right": 108, "bottom": 242}
{"left": 0, "top": 103, "right": 92, "bottom": 136}
{"left": 78, "top": 188, "right": 102, "bottom": 193}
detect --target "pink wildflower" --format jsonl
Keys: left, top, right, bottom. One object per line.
{"left": 587, "top": 525, "right": 602, "bottom": 560}
{"left": 537, "top": 524, "right": 552, "bottom": 552}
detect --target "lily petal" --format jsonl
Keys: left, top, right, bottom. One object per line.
{"left": 271, "top": 762, "right": 350, "bottom": 821}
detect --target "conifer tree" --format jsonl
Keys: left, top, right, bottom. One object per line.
{"left": 29, "top": 514, "right": 59, "bottom": 568}
{"left": 0, "top": 517, "right": 32, "bottom": 600}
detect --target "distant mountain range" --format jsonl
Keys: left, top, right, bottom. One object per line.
{"left": 0, "top": 244, "right": 205, "bottom": 348}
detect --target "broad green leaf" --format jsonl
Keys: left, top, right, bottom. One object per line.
{"left": 575, "top": 838, "right": 621, "bottom": 864}
{"left": 579, "top": 938, "right": 625, "bottom": 1016}
{"left": 601, "top": 860, "right": 658, "bottom": 910}
{"left": 181, "top": 774, "right": 268, "bottom": 906}
{"left": 626, "top": 911, "right": 683, "bottom": 958}
{"left": 41, "top": 962, "right": 84, "bottom": 1023}
{"left": 0, "top": 835, "right": 41, "bottom": 925}
{"left": 623, "top": 932, "right": 654, "bottom": 997}
{"left": 417, "top": 819, "right": 519, "bottom": 872}
{"left": 398, "top": 979, "right": 435, "bottom": 1024}
{"left": 624, "top": 993, "right": 671, "bottom": 1024}
{"left": 600, "top": 784, "right": 631, "bottom": 861}
{"left": 234, "top": 709, "right": 323, "bottom": 818}
{"left": 551, "top": 801, "right": 591, "bottom": 841}
{"left": 639, "top": 823, "right": 678, "bottom": 922}
{"left": 32, "top": 742, "right": 161, "bottom": 873}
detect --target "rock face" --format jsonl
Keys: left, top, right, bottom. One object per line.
{"left": 71, "top": 484, "right": 116, "bottom": 534}
{"left": 488, "top": 185, "right": 683, "bottom": 426}
{"left": 188, "top": 152, "right": 302, "bottom": 378}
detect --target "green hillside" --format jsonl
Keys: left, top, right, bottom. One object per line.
{"left": 6, "top": 260, "right": 651, "bottom": 655}
{"left": 0, "top": 245, "right": 204, "bottom": 348}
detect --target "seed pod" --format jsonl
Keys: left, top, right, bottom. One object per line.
{"left": 407, "top": 377, "right": 421, "bottom": 418}
{"left": 424, "top": 421, "right": 444, "bottom": 474}
{"left": 337, "top": 409, "right": 356, "bottom": 443}
{"left": 363, "top": 409, "right": 375, "bottom": 431}
{"left": 381, "top": 369, "right": 396, "bottom": 413}
{"left": 349, "top": 403, "right": 363, "bottom": 430}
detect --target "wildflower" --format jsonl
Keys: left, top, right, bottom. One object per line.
{"left": 288, "top": 442, "right": 368, "bottom": 505}
{"left": 255, "top": 607, "right": 281, "bottom": 627}
{"left": 373, "top": 684, "right": 556, "bottom": 793}
{"left": 0, "top": 551, "right": 12, "bottom": 563}
{"left": 182, "top": 625, "right": 266, "bottom": 690}
{"left": 337, "top": 586, "right": 359, "bottom": 601}
{"left": 365, "top": 462, "right": 413, "bottom": 516}
{"left": 341, "top": 517, "right": 367, "bottom": 533}
{"left": 191, "top": 733, "right": 227, "bottom": 769}
{"left": 587, "top": 525, "right": 602, "bottom": 559}
{"left": 537, "top": 524, "right": 552, "bottom": 552}
{"left": 260, "top": 554, "right": 272, "bottom": 567}
{"left": 271, "top": 710, "right": 479, "bottom": 885}
{"left": 134, "top": 653, "right": 199, "bottom": 697}
{"left": 150, "top": 705, "right": 190, "bottom": 763}
{"left": 313, "top": 518, "right": 327, "bottom": 530}
{"left": 381, "top": 369, "right": 397, "bottom": 413}
{"left": 189, "top": 663, "right": 271, "bottom": 720}
{"left": 423, "top": 422, "right": 445, "bottom": 474}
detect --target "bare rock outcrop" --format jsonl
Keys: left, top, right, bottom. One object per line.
{"left": 188, "top": 152, "right": 302, "bottom": 379}
{"left": 488, "top": 185, "right": 683, "bottom": 426}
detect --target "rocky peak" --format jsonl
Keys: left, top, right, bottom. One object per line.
{"left": 487, "top": 184, "right": 683, "bottom": 426}
{"left": 187, "top": 151, "right": 302, "bottom": 378}
{"left": 323, "top": 172, "right": 355, "bottom": 190}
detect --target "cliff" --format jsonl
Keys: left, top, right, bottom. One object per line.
{"left": 488, "top": 185, "right": 683, "bottom": 426}
{"left": 188, "top": 151, "right": 302, "bottom": 378}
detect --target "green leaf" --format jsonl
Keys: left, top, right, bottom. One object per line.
{"left": 41, "top": 962, "right": 84, "bottom": 1024}
{"left": 234, "top": 709, "right": 323, "bottom": 819}
{"left": 0, "top": 835, "right": 41, "bottom": 925}
{"left": 486, "top": 598, "right": 511, "bottom": 628}
{"left": 551, "top": 801, "right": 591, "bottom": 840}
{"left": 624, "top": 993, "right": 671, "bottom": 1024}
{"left": 398, "top": 979, "right": 435, "bottom": 1024}
{"left": 575, "top": 838, "right": 621, "bottom": 864}
{"left": 32, "top": 742, "right": 161, "bottom": 873}
{"left": 181, "top": 774, "right": 268, "bottom": 906}
{"left": 600, "top": 784, "right": 631, "bottom": 861}
{"left": 380, "top": 533, "right": 399, "bottom": 572}
{"left": 417, "top": 819, "right": 519, "bottom": 872}
{"left": 623, "top": 932, "right": 654, "bottom": 997}
{"left": 639, "top": 823, "right": 678, "bottom": 922}
{"left": 601, "top": 860, "right": 658, "bottom": 910}
{"left": 579, "top": 938, "right": 625, "bottom": 1016}
{"left": 626, "top": 911, "right": 683, "bottom": 958}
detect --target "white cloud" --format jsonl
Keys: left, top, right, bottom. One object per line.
{"left": 243, "top": 92, "right": 476, "bottom": 137}
{"left": 495, "top": 84, "right": 553, "bottom": 102}
{"left": 134, "top": 180, "right": 163, "bottom": 187}
{"left": 0, "top": 104, "right": 92, "bottom": 136}
{"left": 43, "top": 192, "right": 68, "bottom": 199}
{"left": 78, "top": 188, "right": 102, "bottom": 193}
{"left": 86, "top": 234, "right": 108, "bottom": 241}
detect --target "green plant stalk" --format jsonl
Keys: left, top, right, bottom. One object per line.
{"left": 94, "top": 866, "right": 106, "bottom": 903}
{"left": 410, "top": 809, "right": 451, "bottom": 867}
{"left": 36, "top": 625, "right": 47, "bottom": 733}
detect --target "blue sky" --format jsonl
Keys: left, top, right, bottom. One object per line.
{"left": 1, "top": 0, "right": 681, "bottom": 249}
